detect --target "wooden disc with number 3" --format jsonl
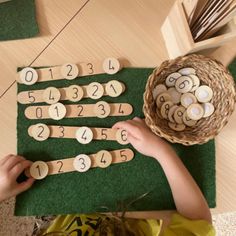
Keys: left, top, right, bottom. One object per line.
{"left": 94, "top": 101, "right": 111, "bottom": 118}
{"left": 96, "top": 150, "right": 113, "bottom": 168}
{"left": 66, "top": 85, "right": 84, "bottom": 102}
{"left": 73, "top": 154, "right": 91, "bottom": 172}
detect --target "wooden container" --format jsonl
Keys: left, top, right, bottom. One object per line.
{"left": 161, "top": 0, "right": 236, "bottom": 59}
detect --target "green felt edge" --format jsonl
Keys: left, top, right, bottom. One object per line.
{"left": 0, "top": 0, "right": 39, "bottom": 41}
{"left": 15, "top": 67, "right": 216, "bottom": 216}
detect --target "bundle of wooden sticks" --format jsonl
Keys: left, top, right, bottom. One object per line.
{"left": 183, "top": 0, "right": 236, "bottom": 41}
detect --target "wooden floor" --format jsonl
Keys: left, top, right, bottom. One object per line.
{"left": 0, "top": 0, "right": 236, "bottom": 219}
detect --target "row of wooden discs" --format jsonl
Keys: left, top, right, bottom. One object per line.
{"left": 29, "top": 150, "right": 118, "bottom": 180}
{"left": 153, "top": 67, "right": 215, "bottom": 131}
{"left": 38, "top": 80, "right": 124, "bottom": 104}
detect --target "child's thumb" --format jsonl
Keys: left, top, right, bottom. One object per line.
{"left": 15, "top": 178, "right": 35, "bottom": 195}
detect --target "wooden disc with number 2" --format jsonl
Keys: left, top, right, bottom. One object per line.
{"left": 96, "top": 150, "right": 113, "bottom": 168}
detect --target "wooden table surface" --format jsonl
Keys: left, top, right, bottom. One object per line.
{"left": 0, "top": 0, "right": 236, "bottom": 217}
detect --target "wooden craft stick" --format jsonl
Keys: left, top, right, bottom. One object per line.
{"left": 47, "top": 149, "right": 134, "bottom": 175}
{"left": 17, "top": 81, "right": 125, "bottom": 104}
{"left": 29, "top": 124, "right": 118, "bottom": 141}
{"left": 17, "top": 58, "right": 122, "bottom": 85}
{"left": 24, "top": 102, "right": 133, "bottom": 120}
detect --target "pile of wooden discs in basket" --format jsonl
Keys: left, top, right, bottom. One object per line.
{"left": 153, "top": 67, "right": 214, "bottom": 132}
{"left": 143, "top": 54, "right": 236, "bottom": 145}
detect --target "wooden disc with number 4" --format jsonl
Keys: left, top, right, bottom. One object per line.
{"left": 105, "top": 80, "right": 124, "bottom": 97}
{"left": 32, "top": 123, "right": 50, "bottom": 141}
{"left": 73, "top": 154, "right": 91, "bottom": 172}
{"left": 76, "top": 127, "right": 93, "bottom": 144}
{"left": 103, "top": 58, "right": 121, "bottom": 74}
{"left": 61, "top": 63, "right": 79, "bottom": 80}
{"left": 43, "top": 87, "right": 61, "bottom": 104}
{"left": 96, "top": 150, "right": 113, "bottom": 168}
{"left": 30, "top": 161, "right": 49, "bottom": 180}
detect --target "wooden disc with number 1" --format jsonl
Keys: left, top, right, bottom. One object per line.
{"left": 30, "top": 161, "right": 49, "bottom": 180}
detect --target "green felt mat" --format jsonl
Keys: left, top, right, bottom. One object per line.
{"left": 15, "top": 68, "right": 216, "bottom": 216}
{"left": 0, "top": 0, "right": 38, "bottom": 41}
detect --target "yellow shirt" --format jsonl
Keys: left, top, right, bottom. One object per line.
{"left": 42, "top": 213, "right": 215, "bottom": 236}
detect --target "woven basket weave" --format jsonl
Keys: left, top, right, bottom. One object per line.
{"left": 143, "top": 54, "right": 236, "bottom": 145}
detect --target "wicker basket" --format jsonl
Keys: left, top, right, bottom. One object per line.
{"left": 143, "top": 54, "right": 236, "bottom": 145}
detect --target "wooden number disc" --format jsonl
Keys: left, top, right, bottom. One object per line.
{"left": 180, "top": 93, "right": 197, "bottom": 108}
{"left": 187, "top": 103, "right": 204, "bottom": 120}
{"left": 175, "top": 76, "right": 193, "bottom": 93}
{"left": 73, "top": 154, "right": 91, "bottom": 172}
{"left": 94, "top": 101, "right": 111, "bottom": 118}
{"left": 48, "top": 102, "right": 67, "bottom": 120}
{"left": 174, "top": 106, "right": 186, "bottom": 124}
{"left": 105, "top": 80, "right": 124, "bottom": 97}
{"left": 66, "top": 85, "right": 84, "bottom": 102}
{"left": 152, "top": 84, "right": 167, "bottom": 100}
{"left": 189, "top": 74, "right": 200, "bottom": 92}
{"left": 76, "top": 126, "right": 93, "bottom": 144}
{"left": 43, "top": 87, "right": 61, "bottom": 104}
{"left": 165, "top": 72, "right": 181, "bottom": 87}
{"left": 168, "top": 122, "right": 186, "bottom": 132}
{"left": 178, "top": 67, "right": 196, "bottom": 76}
{"left": 161, "top": 101, "right": 174, "bottom": 119}
{"left": 116, "top": 129, "right": 129, "bottom": 145}
{"left": 19, "top": 67, "right": 38, "bottom": 85}
{"left": 167, "top": 88, "right": 181, "bottom": 104}
{"left": 156, "top": 92, "right": 172, "bottom": 108}
{"left": 195, "top": 85, "right": 213, "bottom": 103}
{"left": 103, "top": 57, "right": 121, "bottom": 74}
{"left": 61, "top": 63, "right": 79, "bottom": 80}
{"left": 182, "top": 111, "right": 197, "bottom": 127}
{"left": 202, "top": 102, "right": 215, "bottom": 118}
{"left": 168, "top": 105, "right": 178, "bottom": 123}
{"left": 87, "top": 82, "right": 104, "bottom": 99}
{"left": 95, "top": 150, "right": 113, "bottom": 168}
{"left": 32, "top": 123, "right": 50, "bottom": 141}
{"left": 30, "top": 161, "right": 49, "bottom": 180}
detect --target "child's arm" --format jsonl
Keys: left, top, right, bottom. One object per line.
{"left": 0, "top": 154, "right": 35, "bottom": 202}
{"left": 113, "top": 117, "right": 212, "bottom": 223}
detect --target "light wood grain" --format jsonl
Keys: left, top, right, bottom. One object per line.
{"left": 0, "top": 0, "right": 236, "bottom": 218}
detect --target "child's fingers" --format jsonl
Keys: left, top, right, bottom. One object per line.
{"left": 132, "top": 117, "right": 144, "bottom": 123}
{"left": 127, "top": 133, "right": 139, "bottom": 145}
{"left": 4, "top": 155, "right": 25, "bottom": 170}
{"left": 113, "top": 120, "right": 141, "bottom": 137}
{"left": 14, "top": 178, "right": 35, "bottom": 195}
{"left": 0, "top": 154, "right": 15, "bottom": 165}
{"left": 10, "top": 160, "right": 32, "bottom": 179}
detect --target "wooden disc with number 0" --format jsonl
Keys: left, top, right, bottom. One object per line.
{"left": 66, "top": 85, "right": 84, "bottom": 102}
{"left": 73, "top": 154, "right": 91, "bottom": 172}
{"left": 43, "top": 87, "right": 61, "bottom": 104}
{"left": 32, "top": 123, "right": 50, "bottom": 141}
{"left": 96, "top": 150, "right": 113, "bottom": 168}
{"left": 61, "top": 63, "right": 79, "bottom": 80}
{"left": 48, "top": 102, "right": 67, "bottom": 120}
{"left": 116, "top": 129, "right": 129, "bottom": 145}
{"left": 30, "top": 161, "right": 49, "bottom": 180}
{"left": 87, "top": 82, "right": 104, "bottom": 99}
{"left": 76, "top": 127, "right": 93, "bottom": 144}
{"left": 103, "top": 57, "right": 121, "bottom": 74}
{"left": 94, "top": 101, "right": 111, "bottom": 118}
{"left": 19, "top": 67, "right": 38, "bottom": 85}
{"left": 105, "top": 80, "right": 124, "bottom": 97}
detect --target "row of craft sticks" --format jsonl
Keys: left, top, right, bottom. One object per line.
{"left": 28, "top": 124, "right": 129, "bottom": 145}
{"left": 18, "top": 58, "right": 122, "bottom": 85}
{"left": 17, "top": 80, "right": 125, "bottom": 105}
{"left": 24, "top": 102, "right": 133, "bottom": 120}
{"left": 28, "top": 149, "right": 134, "bottom": 180}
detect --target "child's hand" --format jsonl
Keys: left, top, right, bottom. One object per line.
{"left": 113, "top": 117, "right": 174, "bottom": 159}
{"left": 0, "top": 154, "right": 35, "bottom": 202}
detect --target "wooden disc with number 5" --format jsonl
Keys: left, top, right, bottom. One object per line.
{"left": 73, "top": 154, "right": 91, "bottom": 172}
{"left": 96, "top": 150, "right": 113, "bottom": 168}
{"left": 32, "top": 123, "right": 50, "bottom": 141}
